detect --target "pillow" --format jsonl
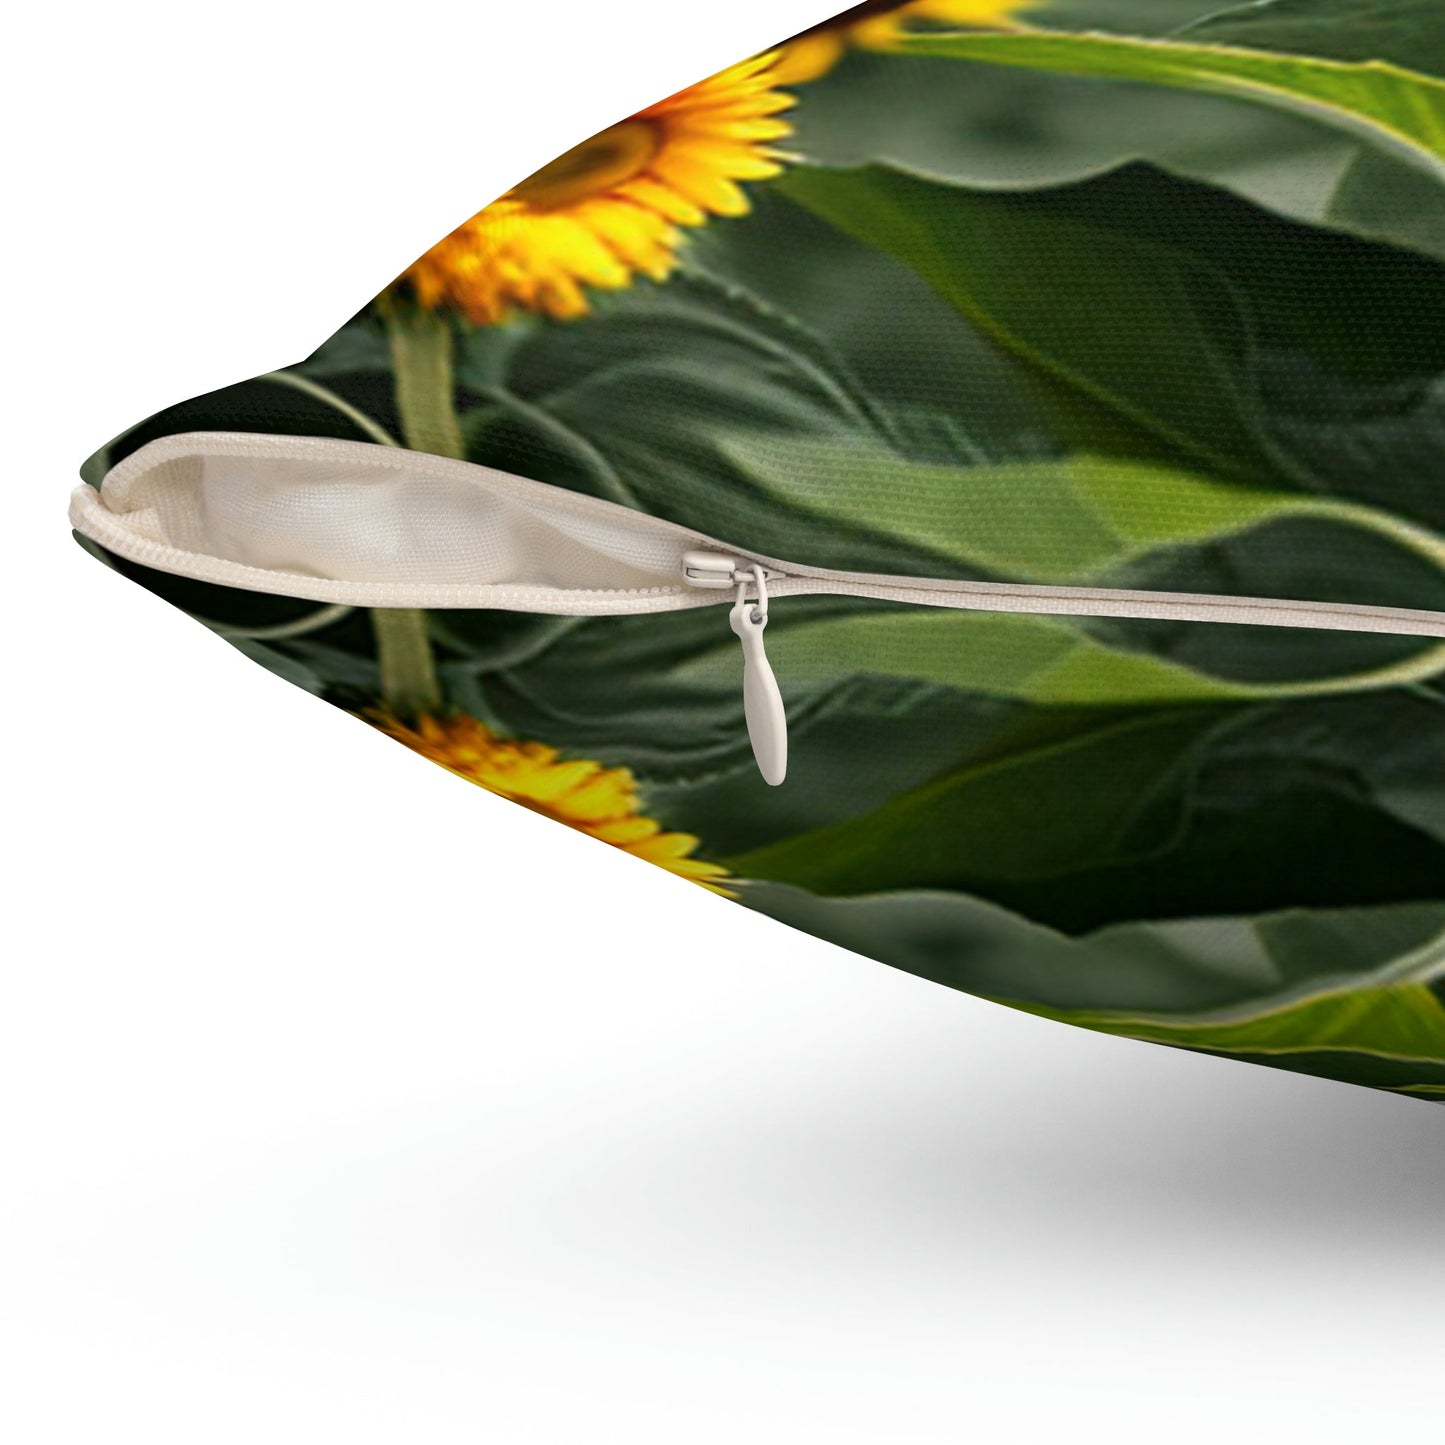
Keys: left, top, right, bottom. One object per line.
{"left": 72, "top": 0, "right": 1445, "bottom": 1102}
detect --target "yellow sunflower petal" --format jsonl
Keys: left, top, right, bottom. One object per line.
{"left": 614, "top": 175, "right": 707, "bottom": 226}
{"left": 912, "top": 0, "right": 1032, "bottom": 23}
{"left": 780, "top": 0, "right": 1032, "bottom": 80}
{"left": 772, "top": 31, "right": 848, "bottom": 85}
{"left": 590, "top": 816, "right": 666, "bottom": 846}
{"left": 369, "top": 712, "right": 733, "bottom": 893}
{"left": 393, "top": 51, "right": 798, "bottom": 324}
{"left": 629, "top": 831, "right": 706, "bottom": 863}
{"left": 647, "top": 155, "right": 752, "bottom": 217}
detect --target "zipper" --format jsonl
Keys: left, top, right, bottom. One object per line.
{"left": 684, "top": 552, "right": 788, "bottom": 784}
{"left": 680, "top": 548, "right": 1445, "bottom": 786}
{"left": 73, "top": 432, "right": 1445, "bottom": 786}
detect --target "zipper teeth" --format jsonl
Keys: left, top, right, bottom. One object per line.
{"left": 73, "top": 431, "right": 1445, "bottom": 639}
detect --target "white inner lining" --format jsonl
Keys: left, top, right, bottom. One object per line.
{"left": 74, "top": 432, "right": 707, "bottom": 602}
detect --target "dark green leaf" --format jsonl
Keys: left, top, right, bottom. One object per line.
{"left": 447, "top": 277, "right": 1004, "bottom": 575}
{"left": 1327, "top": 145, "right": 1445, "bottom": 259}
{"left": 90, "top": 372, "right": 401, "bottom": 476}
{"left": 742, "top": 880, "right": 1445, "bottom": 1014}
{"left": 897, "top": 27, "right": 1445, "bottom": 177}
{"left": 742, "top": 880, "right": 1445, "bottom": 1091}
{"left": 778, "top": 160, "right": 1445, "bottom": 525}
{"left": 1181, "top": 0, "right": 1445, "bottom": 79}
{"left": 730, "top": 692, "right": 1445, "bottom": 930}
{"left": 687, "top": 190, "right": 1046, "bottom": 455}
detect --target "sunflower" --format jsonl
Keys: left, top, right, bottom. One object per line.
{"left": 397, "top": 52, "right": 797, "bottom": 325}
{"left": 371, "top": 713, "right": 735, "bottom": 896}
{"left": 775, "top": 0, "right": 1032, "bottom": 83}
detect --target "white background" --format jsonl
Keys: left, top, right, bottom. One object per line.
{"left": 4, "top": 2, "right": 1443, "bottom": 1439}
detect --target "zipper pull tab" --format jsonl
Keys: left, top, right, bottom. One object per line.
{"left": 729, "top": 565, "right": 787, "bottom": 786}
{"left": 681, "top": 553, "right": 788, "bottom": 785}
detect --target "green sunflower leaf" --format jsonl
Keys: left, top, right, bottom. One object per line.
{"left": 721, "top": 437, "right": 1445, "bottom": 595}
{"left": 895, "top": 26, "right": 1445, "bottom": 180}
{"left": 728, "top": 691, "right": 1445, "bottom": 930}
{"left": 731, "top": 709, "right": 1223, "bottom": 897}
{"left": 776, "top": 160, "right": 1445, "bottom": 524}
{"left": 1324, "top": 144, "right": 1445, "bottom": 259}
{"left": 742, "top": 880, "right": 1445, "bottom": 1015}
{"left": 1058, "top": 980, "right": 1445, "bottom": 1061}
{"left": 742, "top": 880, "right": 1445, "bottom": 1093}
{"left": 1178, "top": 0, "right": 1445, "bottom": 80}
{"left": 673, "top": 606, "right": 1445, "bottom": 707}
{"left": 450, "top": 277, "right": 982, "bottom": 576}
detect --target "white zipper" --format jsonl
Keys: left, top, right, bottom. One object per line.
{"left": 684, "top": 552, "right": 788, "bottom": 784}
{"left": 72, "top": 431, "right": 1445, "bottom": 786}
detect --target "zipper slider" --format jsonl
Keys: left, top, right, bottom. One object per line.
{"left": 682, "top": 550, "right": 781, "bottom": 590}
{"left": 682, "top": 552, "right": 788, "bottom": 786}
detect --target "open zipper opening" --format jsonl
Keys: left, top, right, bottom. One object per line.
{"left": 73, "top": 432, "right": 1445, "bottom": 783}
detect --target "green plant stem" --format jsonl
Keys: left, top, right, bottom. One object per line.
{"left": 371, "top": 303, "right": 467, "bottom": 716}
{"left": 372, "top": 605, "right": 442, "bottom": 717}
{"left": 385, "top": 304, "right": 466, "bottom": 461}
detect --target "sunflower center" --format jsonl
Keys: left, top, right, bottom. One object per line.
{"left": 512, "top": 121, "right": 662, "bottom": 210}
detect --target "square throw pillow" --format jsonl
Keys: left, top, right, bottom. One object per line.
{"left": 72, "top": 0, "right": 1445, "bottom": 1101}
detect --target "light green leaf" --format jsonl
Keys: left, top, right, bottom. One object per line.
{"left": 898, "top": 28, "right": 1445, "bottom": 180}
{"left": 723, "top": 437, "right": 1445, "bottom": 585}
{"left": 684, "top": 609, "right": 1241, "bottom": 703}
{"left": 1059, "top": 980, "right": 1445, "bottom": 1059}
{"left": 675, "top": 607, "right": 1445, "bottom": 707}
